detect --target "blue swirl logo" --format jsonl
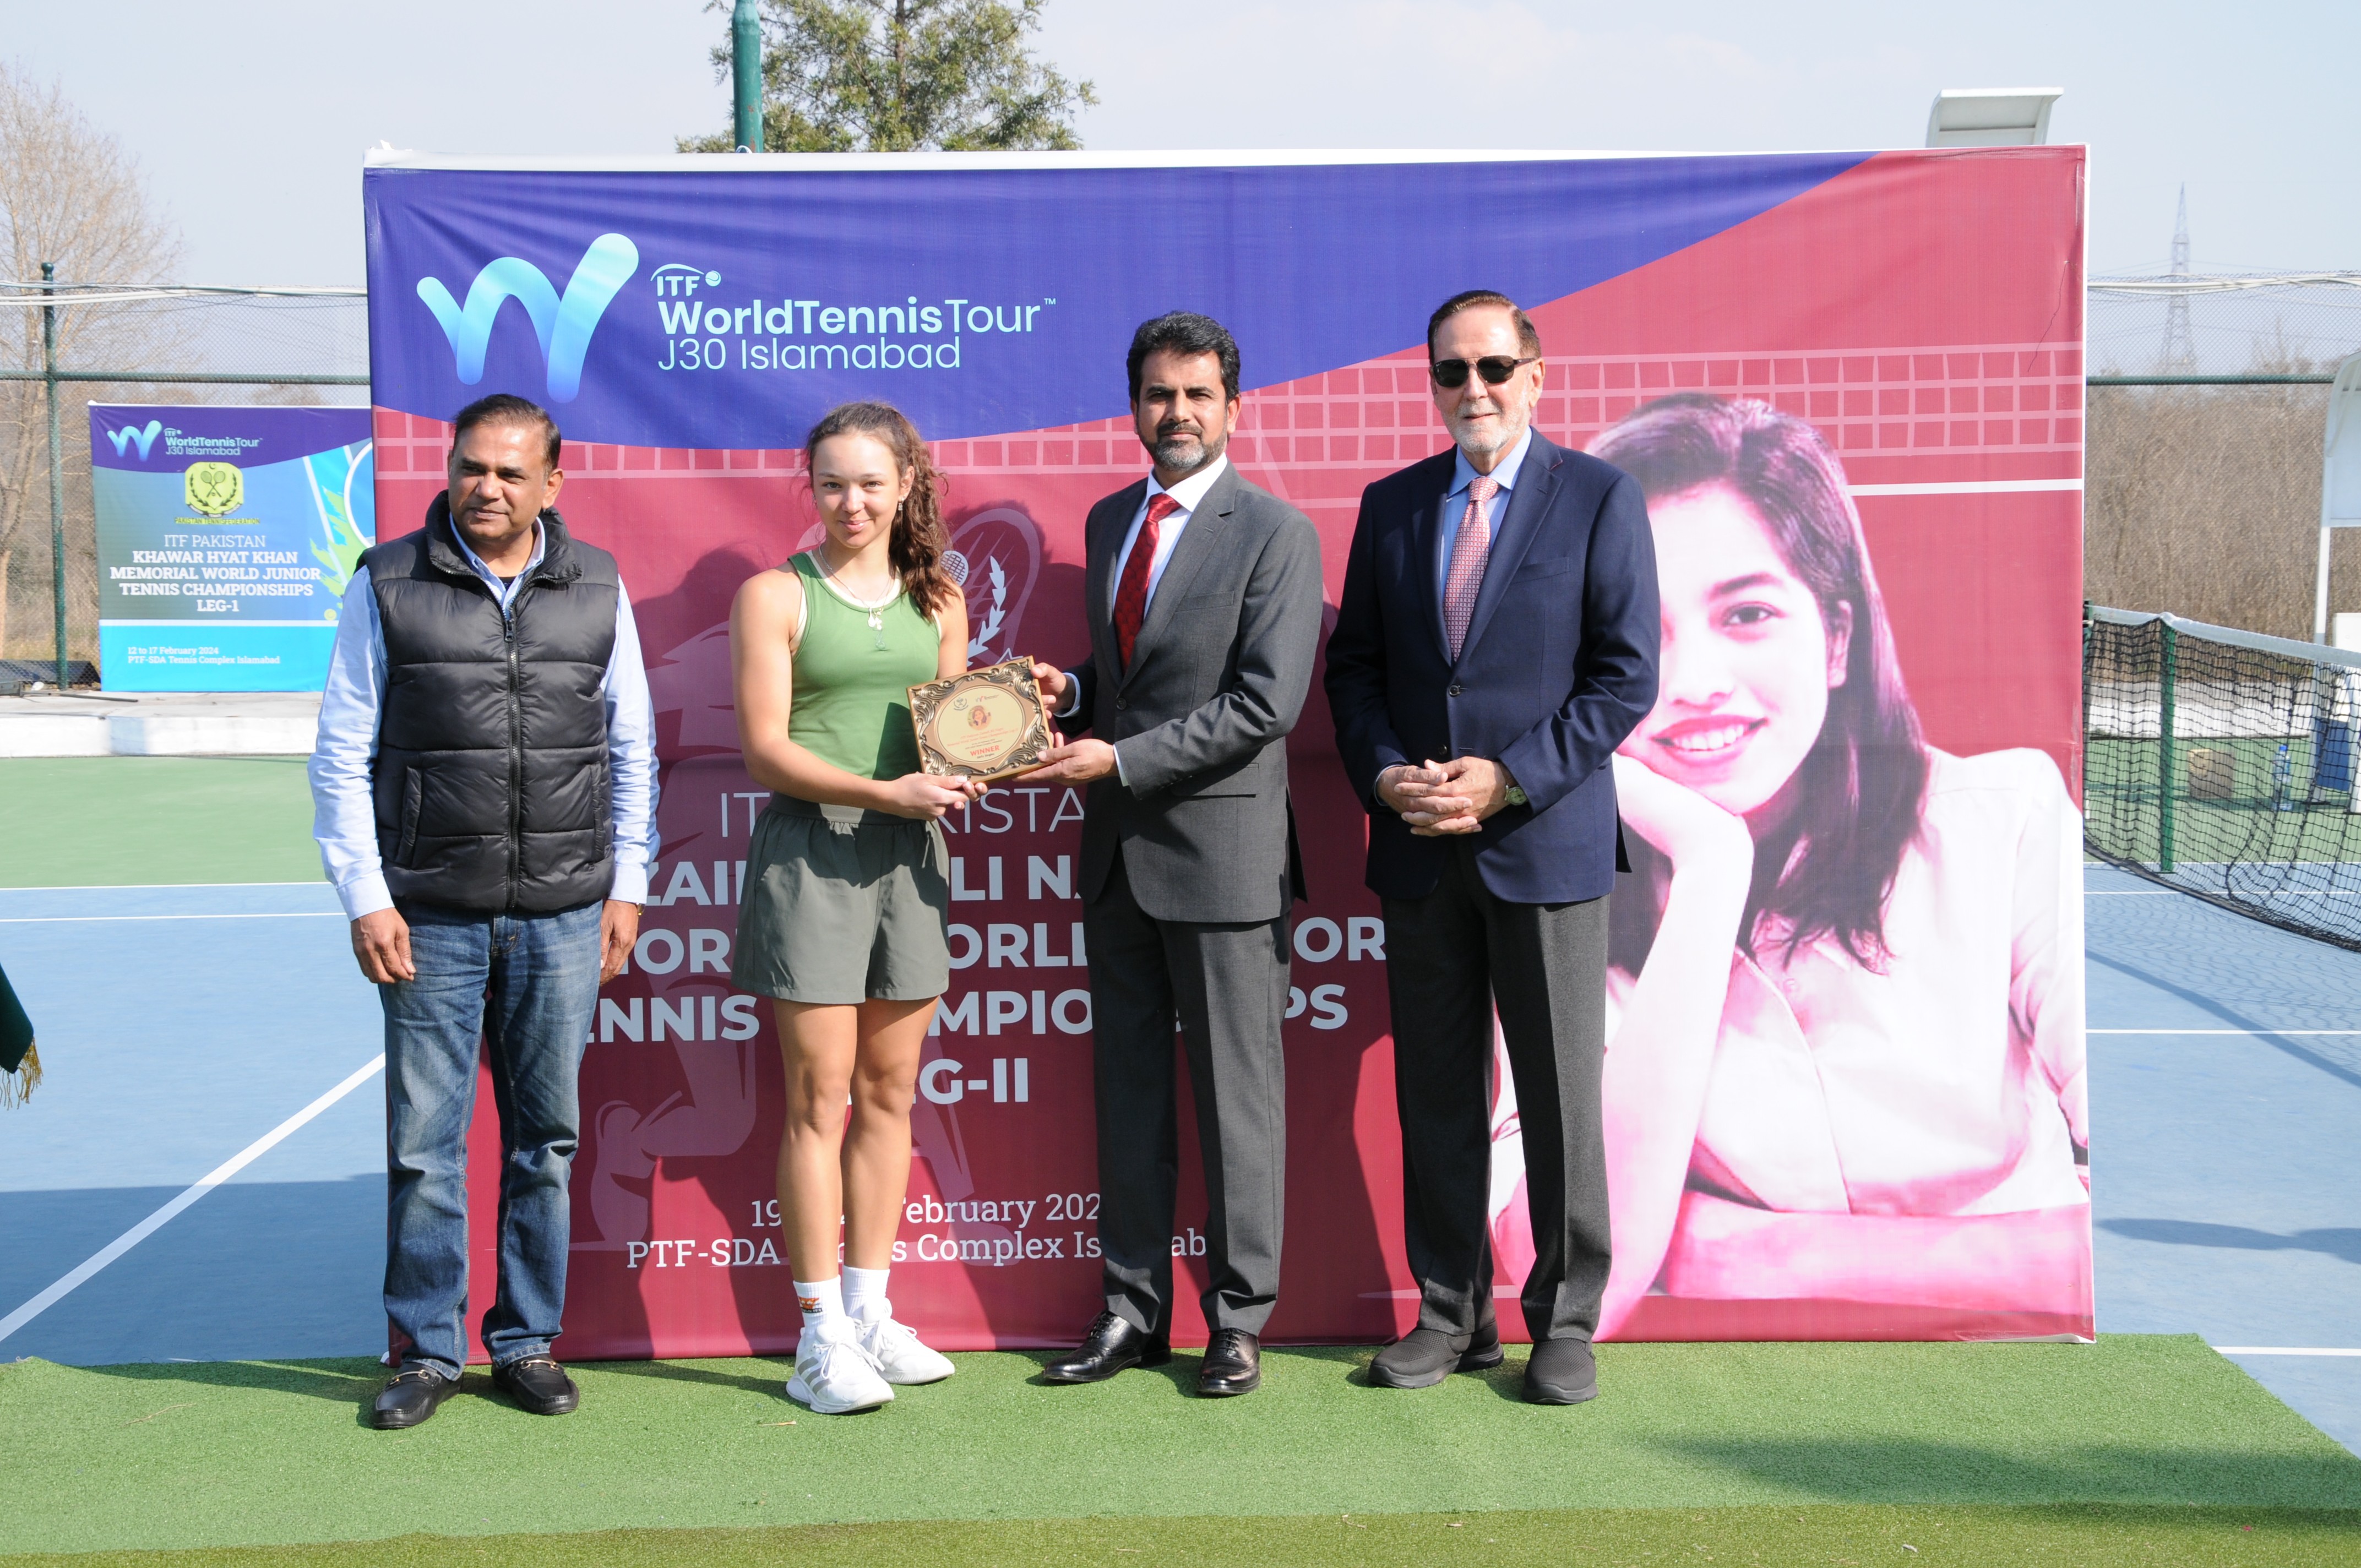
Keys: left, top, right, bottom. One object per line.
{"left": 416, "top": 233, "right": 640, "bottom": 402}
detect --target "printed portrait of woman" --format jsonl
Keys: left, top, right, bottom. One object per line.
{"left": 1488, "top": 392, "right": 2089, "bottom": 1339}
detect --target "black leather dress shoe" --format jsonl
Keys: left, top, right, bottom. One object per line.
{"left": 1523, "top": 1336, "right": 1598, "bottom": 1405}
{"left": 1197, "top": 1329, "right": 1261, "bottom": 1396}
{"left": 371, "top": 1365, "right": 456, "bottom": 1430}
{"left": 1367, "top": 1323, "right": 1504, "bottom": 1389}
{"left": 1041, "top": 1310, "right": 1171, "bottom": 1384}
{"left": 492, "top": 1355, "right": 580, "bottom": 1415}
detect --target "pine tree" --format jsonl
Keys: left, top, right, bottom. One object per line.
{"left": 679, "top": 0, "right": 1095, "bottom": 154}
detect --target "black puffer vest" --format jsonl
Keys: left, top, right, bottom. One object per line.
{"left": 366, "top": 497, "right": 620, "bottom": 913}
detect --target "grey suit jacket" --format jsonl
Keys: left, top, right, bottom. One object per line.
{"left": 1065, "top": 461, "right": 1325, "bottom": 925}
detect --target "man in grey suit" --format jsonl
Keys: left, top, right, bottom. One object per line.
{"left": 1027, "top": 311, "right": 1324, "bottom": 1397}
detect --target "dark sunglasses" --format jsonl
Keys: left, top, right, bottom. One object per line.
{"left": 1429, "top": 354, "right": 1539, "bottom": 389}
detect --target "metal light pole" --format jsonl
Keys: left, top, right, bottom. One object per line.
{"left": 2317, "top": 351, "right": 2361, "bottom": 643}
{"left": 41, "top": 262, "right": 67, "bottom": 688}
{"left": 732, "top": 0, "right": 762, "bottom": 152}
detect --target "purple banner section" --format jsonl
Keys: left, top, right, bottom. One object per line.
{"left": 90, "top": 404, "right": 372, "bottom": 473}
{"left": 363, "top": 153, "right": 1866, "bottom": 450}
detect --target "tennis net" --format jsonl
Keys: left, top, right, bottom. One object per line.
{"left": 2085, "top": 603, "right": 2361, "bottom": 949}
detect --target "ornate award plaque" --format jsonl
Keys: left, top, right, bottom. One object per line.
{"left": 909, "top": 656, "right": 1054, "bottom": 782}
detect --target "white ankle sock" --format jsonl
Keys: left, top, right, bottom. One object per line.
{"left": 793, "top": 1276, "right": 845, "bottom": 1331}
{"left": 842, "top": 1265, "right": 889, "bottom": 1321}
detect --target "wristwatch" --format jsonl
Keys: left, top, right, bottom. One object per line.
{"left": 1504, "top": 782, "right": 1528, "bottom": 807}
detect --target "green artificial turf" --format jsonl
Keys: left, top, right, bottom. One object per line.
{"left": 5, "top": 1506, "right": 2360, "bottom": 1568}
{"left": 0, "top": 758, "right": 319, "bottom": 888}
{"left": 4, "top": 1338, "right": 2357, "bottom": 1556}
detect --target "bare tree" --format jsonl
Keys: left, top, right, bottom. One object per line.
{"left": 0, "top": 61, "right": 182, "bottom": 662}
{"left": 2085, "top": 337, "right": 2358, "bottom": 639}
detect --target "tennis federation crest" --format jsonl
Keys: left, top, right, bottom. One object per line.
{"left": 183, "top": 461, "right": 244, "bottom": 517}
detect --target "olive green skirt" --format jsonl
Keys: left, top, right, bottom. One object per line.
{"left": 730, "top": 795, "right": 952, "bottom": 1005}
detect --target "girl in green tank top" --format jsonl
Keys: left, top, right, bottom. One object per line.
{"left": 784, "top": 549, "right": 937, "bottom": 780}
{"left": 727, "top": 402, "right": 977, "bottom": 1415}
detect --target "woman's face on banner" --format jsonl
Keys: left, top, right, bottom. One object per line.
{"left": 1625, "top": 482, "right": 1851, "bottom": 818}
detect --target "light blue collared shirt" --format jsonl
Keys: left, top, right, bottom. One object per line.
{"left": 308, "top": 519, "right": 660, "bottom": 921}
{"left": 1437, "top": 425, "right": 1535, "bottom": 620}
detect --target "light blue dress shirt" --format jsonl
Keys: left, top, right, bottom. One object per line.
{"left": 1437, "top": 425, "right": 1535, "bottom": 620}
{"left": 308, "top": 520, "right": 661, "bottom": 921}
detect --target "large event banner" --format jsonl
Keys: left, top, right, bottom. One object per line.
{"left": 90, "top": 405, "right": 375, "bottom": 690}
{"left": 362, "top": 147, "right": 2091, "bottom": 1357}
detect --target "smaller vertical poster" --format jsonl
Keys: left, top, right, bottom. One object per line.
{"left": 91, "top": 405, "right": 375, "bottom": 690}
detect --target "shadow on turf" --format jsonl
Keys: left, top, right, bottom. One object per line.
{"left": 1651, "top": 1435, "right": 2361, "bottom": 1506}
{"left": 74, "top": 1357, "right": 381, "bottom": 1407}
{"left": 2101, "top": 1218, "right": 2361, "bottom": 1264}
{"left": 588, "top": 1357, "right": 790, "bottom": 1398}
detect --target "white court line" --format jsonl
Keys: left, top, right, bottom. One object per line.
{"left": 2217, "top": 1347, "right": 2361, "bottom": 1357}
{"left": 0, "top": 913, "right": 343, "bottom": 924}
{"left": 0, "top": 1054, "right": 384, "bottom": 1349}
{"left": 2091, "top": 1029, "right": 2361, "bottom": 1036}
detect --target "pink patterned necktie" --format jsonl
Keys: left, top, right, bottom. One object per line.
{"left": 1442, "top": 475, "right": 1498, "bottom": 660}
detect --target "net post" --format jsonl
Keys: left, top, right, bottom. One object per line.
{"left": 2157, "top": 619, "right": 2177, "bottom": 874}
{"left": 41, "top": 262, "right": 68, "bottom": 690}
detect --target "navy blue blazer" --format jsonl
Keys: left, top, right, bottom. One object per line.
{"left": 1324, "top": 431, "right": 1660, "bottom": 905}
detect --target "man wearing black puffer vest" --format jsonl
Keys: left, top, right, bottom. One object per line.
{"left": 309, "top": 393, "right": 659, "bottom": 1430}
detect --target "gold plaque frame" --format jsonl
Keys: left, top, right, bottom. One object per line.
{"left": 909, "top": 656, "right": 1054, "bottom": 782}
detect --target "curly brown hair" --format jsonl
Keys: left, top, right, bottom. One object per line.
{"left": 801, "top": 401, "right": 956, "bottom": 619}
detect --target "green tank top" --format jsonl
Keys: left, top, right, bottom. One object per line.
{"left": 786, "top": 552, "right": 939, "bottom": 780}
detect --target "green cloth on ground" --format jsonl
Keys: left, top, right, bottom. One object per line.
{"left": 3, "top": 1338, "right": 2355, "bottom": 1556}
{"left": 6, "top": 1505, "right": 2360, "bottom": 1568}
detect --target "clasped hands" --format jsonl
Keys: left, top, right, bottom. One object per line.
{"left": 1377, "top": 756, "right": 1516, "bottom": 836}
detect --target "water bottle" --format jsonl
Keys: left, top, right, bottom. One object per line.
{"left": 2273, "top": 742, "right": 2295, "bottom": 810}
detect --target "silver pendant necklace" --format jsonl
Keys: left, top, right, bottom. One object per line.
{"left": 818, "top": 550, "right": 896, "bottom": 649}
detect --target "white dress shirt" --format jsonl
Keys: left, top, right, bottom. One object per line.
{"left": 1061, "top": 456, "right": 1230, "bottom": 787}
{"left": 308, "top": 520, "right": 661, "bottom": 921}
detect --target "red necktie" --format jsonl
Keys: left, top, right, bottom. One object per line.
{"left": 1113, "top": 493, "right": 1180, "bottom": 669}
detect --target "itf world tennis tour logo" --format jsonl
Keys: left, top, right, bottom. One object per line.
{"left": 182, "top": 461, "right": 243, "bottom": 517}
{"left": 416, "top": 231, "right": 1058, "bottom": 399}
{"left": 107, "top": 420, "right": 164, "bottom": 460}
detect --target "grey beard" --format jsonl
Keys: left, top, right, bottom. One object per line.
{"left": 1451, "top": 410, "right": 1529, "bottom": 459}
{"left": 1152, "top": 431, "right": 1225, "bottom": 474}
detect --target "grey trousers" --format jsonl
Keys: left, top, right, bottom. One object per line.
{"left": 1086, "top": 851, "right": 1290, "bottom": 1337}
{"left": 1383, "top": 842, "right": 1611, "bottom": 1344}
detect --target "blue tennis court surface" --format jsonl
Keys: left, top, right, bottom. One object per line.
{"left": 5, "top": 868, "right": 2360, "bottom": 1451}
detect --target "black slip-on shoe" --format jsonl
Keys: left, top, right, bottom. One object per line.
{"left": 1196, "top": 1329, "right": 1262, "bottom": 1397}
{"left": 1367, "top": 1324, "right": 1504, "bottom": 1389}
{"left": 491, "top": 1355, "right": 580, "bottom": 1415}
{"left": 1522, "top": 1336, "right": 1598, "bottom": 1405}
{"left": 371, "top": 1365, "right": 457, "bottom": 1430}
{"left": 1040, "top": 1310, "right": 1171, "bottom": 1383}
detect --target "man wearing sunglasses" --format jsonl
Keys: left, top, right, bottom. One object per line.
{"left": 1324, "top": 289, "right": 1659, "bottom": 1404}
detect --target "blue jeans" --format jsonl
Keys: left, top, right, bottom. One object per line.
{"left": 380, "top": 899, "right": 602, "bottom": 1378}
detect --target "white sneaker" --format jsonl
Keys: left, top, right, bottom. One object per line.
{"left": 786, "top": 1320, "right": 894, "bottom": 1413}
{"left": 855, "top": 1300, "right": 956, "bottom": 1385}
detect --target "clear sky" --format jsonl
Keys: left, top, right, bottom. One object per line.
{"left": 8, "top": 0, "right": 2352, "bottom": 286}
